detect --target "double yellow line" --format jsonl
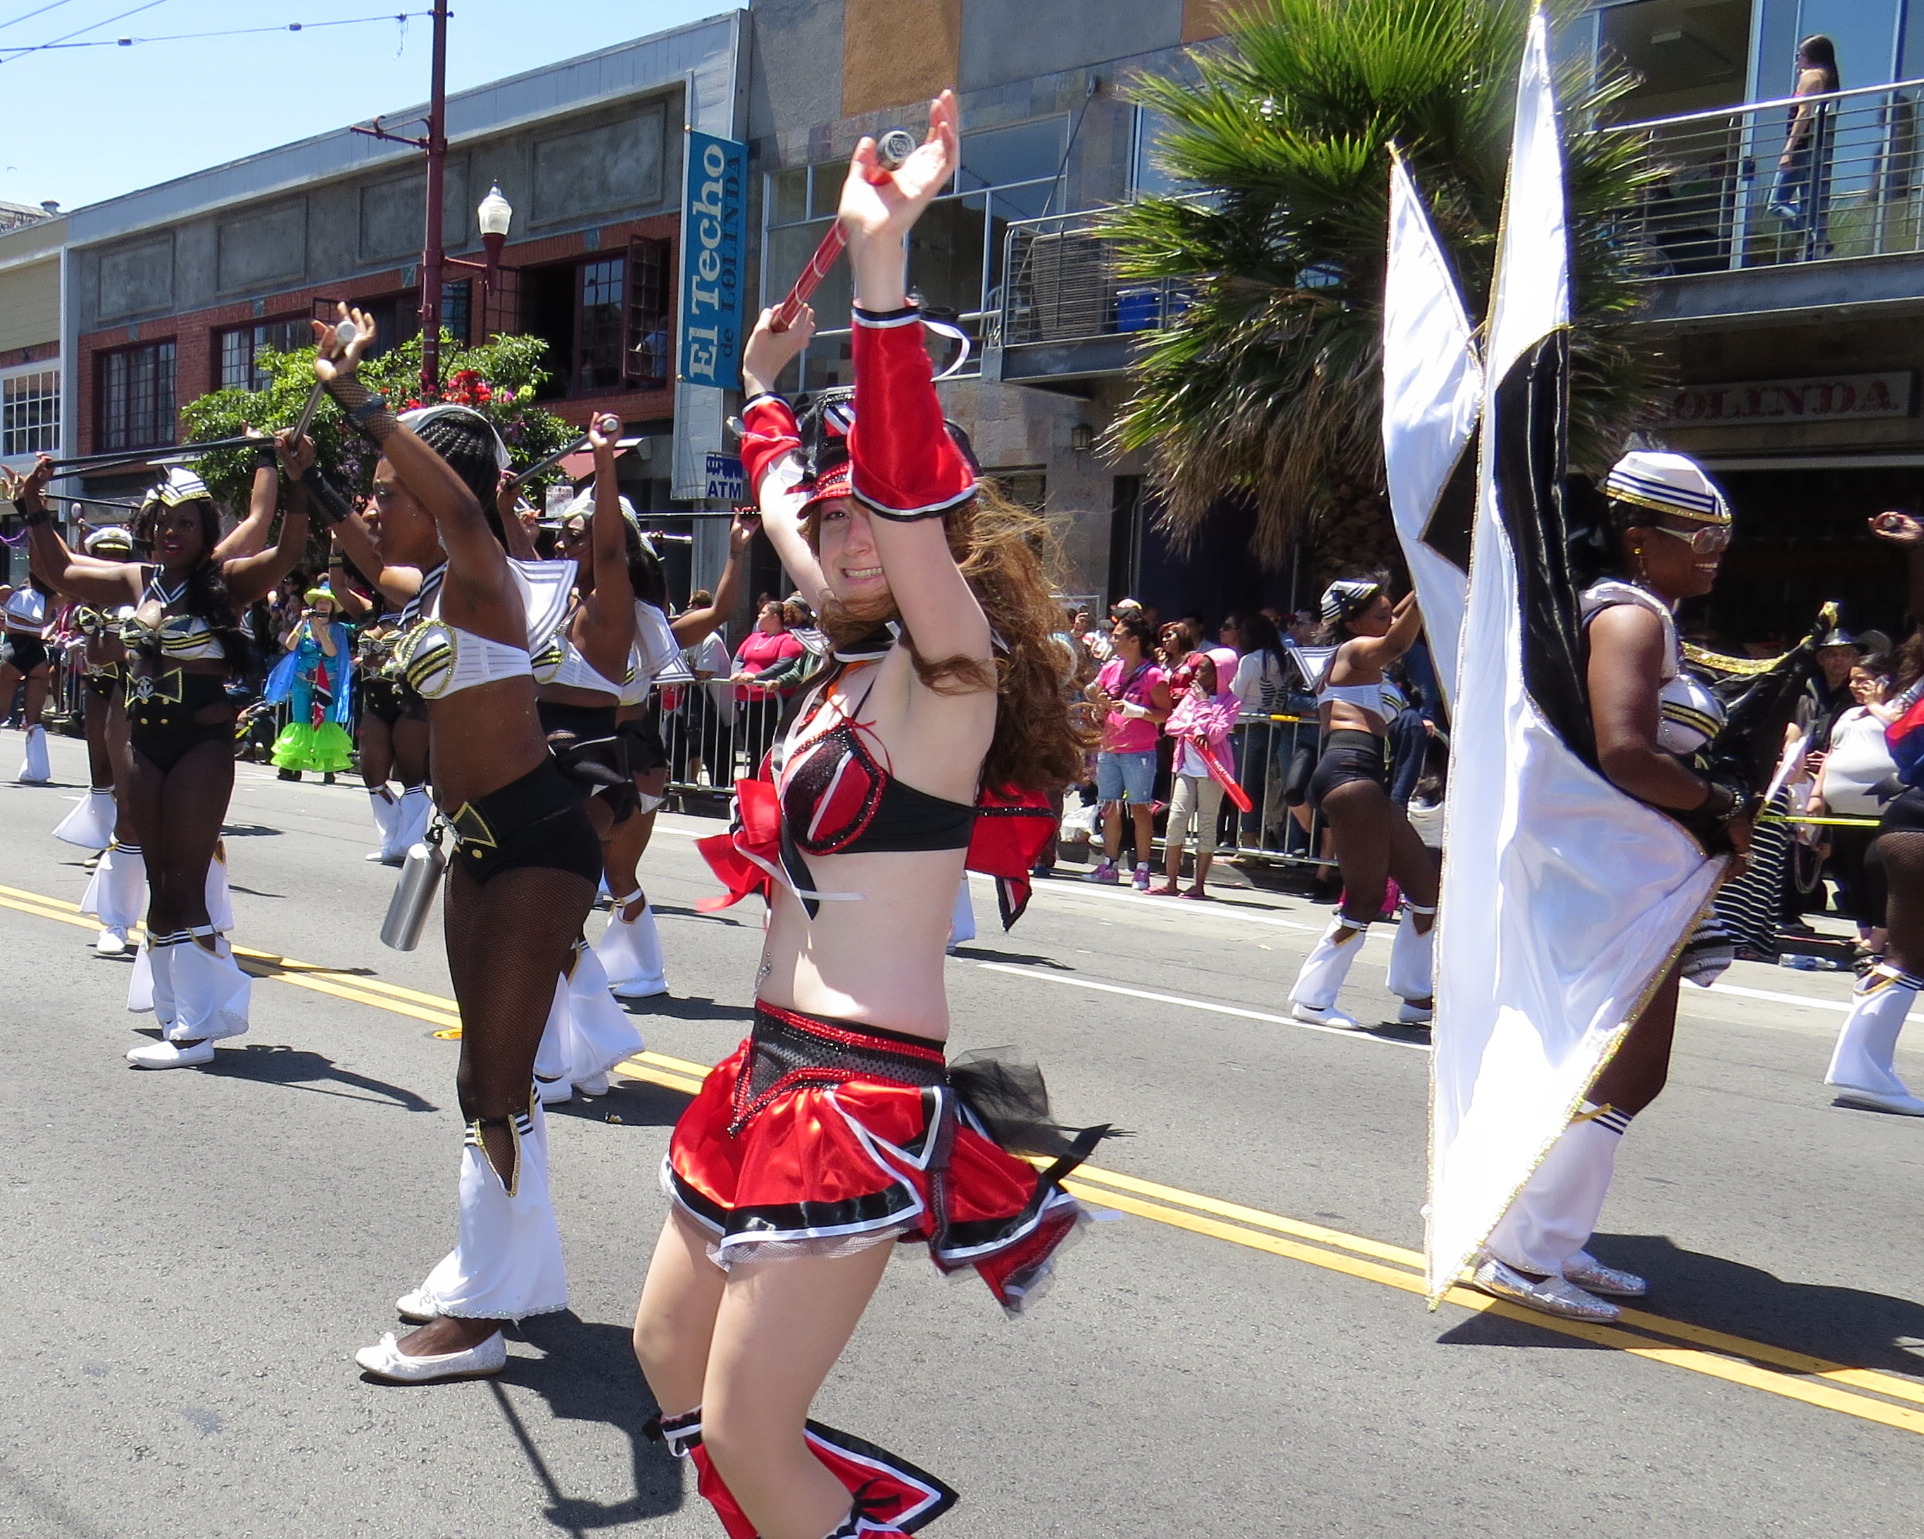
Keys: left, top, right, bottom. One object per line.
{"left": 7, "top": 877, "right": 1924, "bottom": 1438}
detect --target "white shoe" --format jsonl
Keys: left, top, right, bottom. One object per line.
{"left": 1469, "top": 1256, "right": 1620, "bottom": 1322}
{"left": 126, "top": 1038, "right": 215, "bottom": 1069}
{"left": 395, "top": 1286, "right": 439, "bottom": 1324}
{"left": 1564, "top": 1250, "right": 1647, "bottom": 1298}
{"left": 355, "top": 1329, "right": 505, "bottom": 1383}
{"left": 1833, "top": 1085, "right": 1924, "bottom": 1116}
{"left": 578, "top": 1072, "right": 610, "bottom": 1097}
{"left": 1396, "top": 998, "right": 1434, "bottom": 1025}
{"left": 535, "top": 1075, "right": 574, "bottom": 1106}
{"left": 95, "top": 926, "right": 128, "bottom": 957}
{"left": 1291, "top": 1001, "right": 1360, "bottom": 1030}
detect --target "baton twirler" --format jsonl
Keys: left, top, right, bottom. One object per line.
{"left": 771, "top": 128, "right": 919, "bottom": 333}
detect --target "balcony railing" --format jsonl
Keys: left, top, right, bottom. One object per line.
{"left": 1618, "top": 76, "right": 1924, "bottom": 276}
{"left": 994, "top": 209, "right": 1192, "bottom": 356}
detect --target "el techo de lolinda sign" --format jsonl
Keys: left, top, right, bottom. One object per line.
{"left": 680, "top": 130, "right": 748, "bottom": 390}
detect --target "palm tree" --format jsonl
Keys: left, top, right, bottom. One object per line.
{"left": 1101, "top": 0, "right": 1661, "bottom": 573}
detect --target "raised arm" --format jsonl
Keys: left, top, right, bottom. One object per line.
{"left": 313, "top": 307, "right": 520, "bottom": 645}
{"left": 671, "top": 511, "right": 758, "bottom": 645}
{"left": 573, "top": 412, "right": 637, "bottom": 664}
{"left": 321, "top": 485, "right": 421, "bottom": 610}
{"left": 739, "top": 305, "right": 829, "bottom": 613}
{"left": 221, "top": 430, "right": 314, "bottom": 606}
{"left": 211, "top": 434, "right": 281, "bottom": 562}
{"left": 1343, "top": 591, "right": 1424, "bottom": 672}
{"left": 1871, "top": 512, "right": 1924, "bottom": 627}
{"left": 841, "top": 90, "right": 991, "bottom": 671}
{"left": 16, "top": 458, "right": 142, "bottom": 608}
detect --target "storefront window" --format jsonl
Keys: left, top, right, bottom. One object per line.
{"left": 1, "top": 368, "right": 59, "bottom": 457}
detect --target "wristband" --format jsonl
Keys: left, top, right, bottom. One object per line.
{"left": 251, "top": 442, "right": 279, "bottom": 470}
{"left": 14, "top": 499, "right": 51, "bottom": 527}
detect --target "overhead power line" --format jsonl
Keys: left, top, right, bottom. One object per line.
{"left": 0, "top": 1, "right": 82, "bottom": 38}
{"left": 0, "top": 0, "right": 170, "bottom": 58}
{"left": 0, "top": 7, "right": 434, "bottom": 62}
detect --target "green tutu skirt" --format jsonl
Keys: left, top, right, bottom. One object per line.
{"left": 270, "top": 721, "right": 354, "bottom": 774}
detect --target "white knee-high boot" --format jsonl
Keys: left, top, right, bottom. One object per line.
{"left": 388, "top": 784, "right": 433, "bottom": 861}
{"left": 1484, "top": 1103, "right": 1630, "bottom": 1278}
{"left": 204, "top": 843, "right": 233, "bottom": 934}
{"left": 53, "top": 787, "right": 118, "bottom": 850}
{"left": 165, "top": 926, "right": 250, "bottom": 1043}
{"left": 595, "top": 892, "right": 668, "bottom": 999}
{"left": 537, "top": 940, "right": 645, "bottom": 1103}
{"left": 366, "top": 786, "right": 398, "bottom": 860}
{"left": 128, "top": 927, "right": 180, "bottom": 1019}
{"left": 1825, "top": 965, "right": 1924, "bottom": 1114}
{"left": 82, "top": 840, "right": 147, "bottom": 933}
{"left": 1289, "top": 913, "right": 1370, "bottom": 1026}
{"left": 18, "top": 723, "right": 49, "bottom": 784}
{"left": 1386, "top": 902, "right": 1437, "bottom": 1020}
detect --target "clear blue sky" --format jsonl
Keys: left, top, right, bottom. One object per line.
{"left": 0, "top": 0, "right": 737, "bottom": 211}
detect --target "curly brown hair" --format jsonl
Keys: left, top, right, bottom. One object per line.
{"left": 809, "top": 481, "right": 1097, "bottom": 793}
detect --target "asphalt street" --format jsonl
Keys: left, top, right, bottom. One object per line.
{"left": 5, "top": 730, "right": 1924, "bottom": 1538}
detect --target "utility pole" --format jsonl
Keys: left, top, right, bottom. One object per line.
{"left": 352, "top": 0, "right": 452, "bottom": 399}
{"left": 418, "top": 0, "right": 450, "bottom": 399}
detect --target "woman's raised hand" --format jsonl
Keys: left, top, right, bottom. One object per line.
{"left": 274, "top": 428, "right": 316, "bottom": 478}
{"left": 743, "top": 304, "right": 815, "bottom": 394}
{"left": 587, "top": 412, "right": 623, "bottom": 455}
{"left": 839, "top": 88, "right": 959, "bottom": 245}
{"left": 728, "top": 510, "right": 761, "bottom": 555}
{"left": 1870, "top": 511, "right": 1924, "bottom": 547}
{"left": 310, "top": 303, "right": 377, "bottom": 383}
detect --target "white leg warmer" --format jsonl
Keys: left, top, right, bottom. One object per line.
{"left": 1288, "top": 913, "right": 1369, "bottom": 1011}
{"left": 18, "top": 723, "right": 49, "bottom": 783}
{"left": 1825, "top": 965, "right": 1923, "bottom": 1096}
{"left": 949, "top": 876, "right": 977, "bottom": 948}
{"left": 129, "top": 928, "right": 176, "bottom": 1019}
{"left": 1386, "top": 904, "right": 1437, "bottom": 1002}
{"left": 538, "top": 940, "right": 644, "bottom": 1098}
{"left": 53, "top": 787, "right": 119, "bottom": 850}
{"left": 389, "top": 784, "right": 433, "bottom": 860}
{"left": 1484, "top": 1103, "right": 1629, "bottom": 1277}
{"left": 82, "top": 842, "right": 147, "bottom": 931}
{"left": 166, "top": 927, "right": 251, "bottom": 1043}
{"left": 204, "top": 844, "right": 233, "bottom": 934}
{"left": 367, "top": 786, "right": 398, "bottom": 854}
{"left": 595, "top": 893, "right": 668, "bottom": 999}
{"left": 418, "top": 1100, "right": 569, "bottom": 1320}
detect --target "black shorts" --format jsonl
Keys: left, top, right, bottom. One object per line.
{"left": 361, "top": 675, "right": 407, "bottom": 727}
{"left": 1879, "top": 786, "right": 1924, "bottom": 838}
{"left": 126, "top": 671, "right": 234, "bottom": 775}
{"left": 83, "top": 666, "right": 121, "bottom": 702}
{"left": 446, "top": 757, "right": 603, "bottom": 887}
{"left": 1307, "top": 729, "right": 1388, "bottom": 809}
{"left": 2, "top": 633, "right": 48, "bottom": 673}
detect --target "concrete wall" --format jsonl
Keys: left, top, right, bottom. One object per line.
{"left": 78, "top": 95, "right": 676, "bottom": 331}
{"left": 958, "top": 0, "right": 1180, "bottom": 89}
{"left": 748, "top": 0, "right": 846, "bottom": 143}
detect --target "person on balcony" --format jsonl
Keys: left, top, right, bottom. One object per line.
{"left": 1770, "top": 34, "right": 1839, "bottom": 260}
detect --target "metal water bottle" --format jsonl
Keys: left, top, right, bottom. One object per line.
{"left": 380, "top": 829, "right": 448, "bottom": 951}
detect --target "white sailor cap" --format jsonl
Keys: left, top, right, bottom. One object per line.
{"left": 144, "top": 466, "right": 211, "bottom": 508}
{"left": 1604, "top": 450, "right": 1730, "bottom": 525}
{"left": 1320, "top": 577, "right": 1383, "bottom": 623}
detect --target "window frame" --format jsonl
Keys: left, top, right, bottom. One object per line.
{"left": 0, "top": 363, "right": 61, "bottom": 459}
{"left": 95, "top": 339, "right": 177, "bottom": 454}
{"left": 213, "top": 317, "right": 309, "bottom": 394}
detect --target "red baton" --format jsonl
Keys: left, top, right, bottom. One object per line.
{"left": 771, "top": 129, "right": 918, "bottom": 333}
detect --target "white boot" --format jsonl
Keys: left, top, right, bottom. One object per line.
{"left": 82, "top": 842, "right": 147, "bottom": 932}
{"left": 1825, "top": 965, "right": 1924, "bottom": 1114}
{"left": 128, "top": 928, "right": 177, "bottom": 1018}
{"left": 1386, "top": 903, "right": 1437, "bottom": 1022}
{"left": 1289, "top": 913, "right": 1369, "bottom": 1028}
{"left": 17, "top": 723, "right": 49, "bottom": 784}
{"left": 1484, "top": 1103, "right": 1630, "bottom": 1280}
{"left": 595, "top": 893, "right": 668, "bottom": 999}
{"left": 204, "top": 844, "right": 233, "bottom": 934}
{"left": 365, "top": 786, "right": 399, "bottom": 862}
{"left": 534, "top": 968, "right": 575, "bottom": 1105}
{"left": 54, "top": 787, "right": 118, "bottom": 850}
{"left": 166, "top": 927, "right": 250, "bottom": 1043}
{"left": 388, "top": 784, "right": 433, "bottom": 862}
{"left": 560, "top": 940, "right": 643, "bottom": 1092}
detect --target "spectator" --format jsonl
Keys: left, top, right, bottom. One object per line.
{"left": 731, "top": 598, "right": 806, "bottom": 772}
{"left": 1813, "top": 654, "right": 1901, "bottom": 964}
{"left": 1225, "top": 610, "right": 1295, "bottom": 850}
{"left": 1156, "top": 642, "right": 1240, "bottom": 898}
{"left": 676, "top": 587, "right": 736, "bottom": 788}
{"left": 1084, "top": 613, "right": 1171, "bottom": 889}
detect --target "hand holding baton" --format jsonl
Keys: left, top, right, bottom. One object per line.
{"left": 290, "top": 317, "right": 360, "bottom": 443}
{"left": 771, "top": 128, "right": 919, "bottom": 333}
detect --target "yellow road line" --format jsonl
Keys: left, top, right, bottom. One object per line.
{"left": 6, "top": 878, "right": 1924, "bottom": 1433}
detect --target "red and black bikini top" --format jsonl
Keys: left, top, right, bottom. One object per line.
{"left": 776, "top": 662, "right": 976, "bottom": 859}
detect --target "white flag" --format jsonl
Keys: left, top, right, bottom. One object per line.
{"left": 1423, "top": 9, "right": 1725, "bottom": 1302}
{"left": 1382, "top": 150, "right": 1481, "bottom": 708}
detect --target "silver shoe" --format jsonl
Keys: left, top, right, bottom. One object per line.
{"left": 1470, "top": 1257, "right": 1620, "bottom": 1323}
{"left": 1564, "top": 1249, "right": 1646, "bottom": 1298}
{"left": 355, "top": 1329, "right": 505, "bottom": 1383}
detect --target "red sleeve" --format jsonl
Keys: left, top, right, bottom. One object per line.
{"left": 739, "top": 393, "right": 803, "bottom": 499}
{"left": 848, "top": 306, "right": 975, "bottom": 517}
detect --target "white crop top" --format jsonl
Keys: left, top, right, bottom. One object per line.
{"left": 617, "top": 600, "right": 696, "bottom": 705}
{"left": 1580, "top": 579, "right": 1725, "bottom": 757}
{"left": 119, "top": 570, "right": 224, "bottom": 661}
{"left": 532, "top": 625, "right": 633, "bottom": 698}
{"left": 392, "top": 557, "right": 576, "bottom": 703}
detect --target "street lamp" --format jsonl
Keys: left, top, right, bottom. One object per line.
{"left": 477, "top": 182, "right": 513, "bottom": 268}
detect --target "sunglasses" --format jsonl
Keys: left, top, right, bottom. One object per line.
{"left": 1651, "top": 521, "right": 1733, "bottom": 554}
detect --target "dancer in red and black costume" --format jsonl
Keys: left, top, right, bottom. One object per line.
{"left": 632, "top": 91, "right": 1104, "bottom": 1539}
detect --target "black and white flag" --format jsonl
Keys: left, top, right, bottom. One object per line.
{"left": 1423, "top": 9, "right": 1726, "bottom": 1301}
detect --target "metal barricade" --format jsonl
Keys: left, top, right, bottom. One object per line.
{"left": 659, "top": 685, "right": 790, "bottom": 800}
{"left": 1222, "top": 713, "right": 1329, "bottom": 868}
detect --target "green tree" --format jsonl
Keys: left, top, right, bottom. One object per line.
{"left": 179, "top": 329, "right": 578, "bottom": 520}
{"left": 1101, "top": 0, "right": 1659, "bottom": 573}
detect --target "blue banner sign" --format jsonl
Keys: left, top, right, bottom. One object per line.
{"left": 679, "top": 130, "right": 748, "bottom": 389}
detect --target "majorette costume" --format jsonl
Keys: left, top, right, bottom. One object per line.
{"left": 367, "top": 497, "right": 593, "bottom": 1335}
{"left": 264, "top": 597, "right": 355, "bottom": 774}
{"left": 668, "top": 304, "right": 1106, "bottom": 1537}
{"left": 4, "top": 581, "right": 51, "bottom": 784}
{"left": 1828, "top": 680, "right": 1924, "bottom": 1115}
{"left": 112, "top": 471, "right": 257, "bottom": 1067}
{"left": 1287, "top": 578, "right": 1435, "bottom": 1031}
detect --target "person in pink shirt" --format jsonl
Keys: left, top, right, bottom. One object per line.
{"left": 731, "top": 599, "right": 807, "bottom": 771}
{"left": 1084, "top": 612, "right": 1171, "bottom": 888}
